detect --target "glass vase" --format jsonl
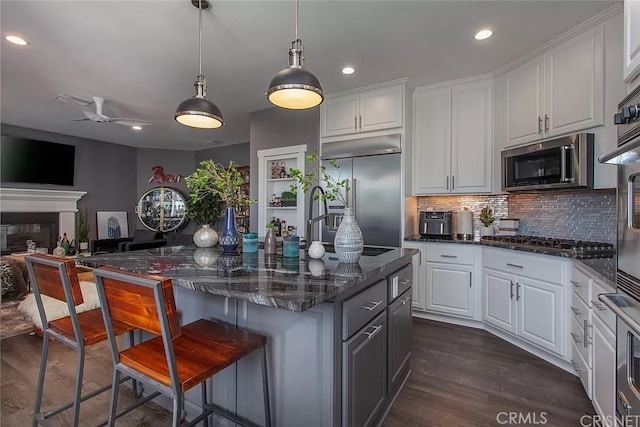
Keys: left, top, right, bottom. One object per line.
{"left": 219, "top": 207, "right": 240, "bottom": 254}
{"left": 193, "top": 224, "right": 218, "bottom": 248}
{"left": 334, "top": 207, "right": 364, "bottom": 263}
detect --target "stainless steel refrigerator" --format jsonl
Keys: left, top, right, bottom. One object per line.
{"left": 319, "top": 134, "right": 402, "bottom": 248}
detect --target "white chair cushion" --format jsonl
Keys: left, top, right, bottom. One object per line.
{"left": 17, "top": 281, "right": 101, "bottom": 331}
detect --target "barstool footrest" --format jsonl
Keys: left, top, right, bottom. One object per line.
{"left": 199, "top": 401, "right": 263, "bottom": 427}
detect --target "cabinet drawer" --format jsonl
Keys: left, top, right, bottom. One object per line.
{"left": 426, "top": 243, "right": 475, "bottom": 265}
{"left": 590, "top": 278, "right": 615, "bottom": 333}
{"left": 343, "top": 279, "right": 387, "bottom": 340}
{"left": 571, "top": 314, "right": 592, "bottom": 368}
{"left": 387, "top": 264, "right": 412, "bottom": 303}
{"left": 571, "top": 341, "right": 592, "bottom": 399}
{"left": 483, "top": 247, "right": 564, "bottom": 284}
{"left": 571, "top": 289, "right": 590, "bottom": 327}
{"left": 571, "top": 266, "right": 591, "bottom": 306}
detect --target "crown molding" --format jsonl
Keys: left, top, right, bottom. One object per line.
{"left": 325, "top": 77, "right": 409, "bottom": 98}
{"left": 414, "top": 73, "right": 493, "bottom": 93}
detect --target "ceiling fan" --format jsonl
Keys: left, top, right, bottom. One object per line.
{"left": 54, "top": 93, "right": 153, "bottom": 127}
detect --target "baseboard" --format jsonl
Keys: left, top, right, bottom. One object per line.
{"left": 412, "top": 310, "right": 484, "bottom": 329}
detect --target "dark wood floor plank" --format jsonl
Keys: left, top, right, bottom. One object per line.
{"left": 1, "top": 317, "right": 593, "bottom": 426}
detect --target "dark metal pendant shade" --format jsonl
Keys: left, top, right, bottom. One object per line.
{"left": 267, "top": 39, "right": 324, "bottom": 110}
{"left": 267, "top": 66, "right": 324, "bottom": 110}
{"left": 175, "top": 96, "right": 224, "bottom": 129}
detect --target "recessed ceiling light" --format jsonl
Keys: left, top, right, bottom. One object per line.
{"left": 132, "top": 125, "right": 142, "bottom": 131}
{"left": 342, "top": 66, "right": 355, "bottom": 75}
{"left": 5, "top": 35, "right": 29, "bottom": 46}
{"left": 474, "top": 29, "right": 493, "bottom": 41}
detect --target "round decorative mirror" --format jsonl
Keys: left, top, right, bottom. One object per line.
{"left": 136, "top": 187, "right": 187, "bottom": 232}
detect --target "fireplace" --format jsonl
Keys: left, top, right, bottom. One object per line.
{"left": 0, "top": 188, "right": 86, "bottom": 255}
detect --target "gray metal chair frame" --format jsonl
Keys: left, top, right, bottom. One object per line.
{"left": 25, "top": 255, "right": 137, "bottom": 427}
{"left": 94, "top": 267, "right": 271, "bottom": 427}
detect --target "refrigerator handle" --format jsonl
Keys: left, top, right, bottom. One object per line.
{"left": 352, "top": 178, "right": 357, "bottom": 221}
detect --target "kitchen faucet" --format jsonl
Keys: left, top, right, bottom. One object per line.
{"left": 306, "top": 185, "right": 330, "bottom": 246}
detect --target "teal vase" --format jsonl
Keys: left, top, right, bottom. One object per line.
{"left": 219, "top": 207, "right": 240, "bottom": 254}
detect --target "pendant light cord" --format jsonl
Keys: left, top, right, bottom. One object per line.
{"left": 198, "top": 0, "right": 203, "bottom": 76}
{"left": 295, "top": 0, "right": 298, "bottom": 40}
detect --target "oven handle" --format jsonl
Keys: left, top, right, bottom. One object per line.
{"left": 560, "top": 145, "right": 574, "bottom": 183}
{"left": 599, "top": 293, "right": 640, "bottom": 335}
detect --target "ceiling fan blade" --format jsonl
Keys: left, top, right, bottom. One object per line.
{"left": 110, "top": 119, "right": 153, "bottom": 126}
{"left": 54, "top": 93, "right": 93, "bottom": 108}
{"left": 71, "top": 117, "right": 91, "bottom": 121}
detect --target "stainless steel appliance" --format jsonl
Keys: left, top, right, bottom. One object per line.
{"left": 418, "top": 211, "right": 453, "bottom": 237}
{"left": 320, "top": 134, "right": 402, "bottom": 248}
{"left": 501, "top": 133, "right": 594, "bottom": 191}
{"left": 598, "top": 85, "right": 640, "bottom": 423}
{"left": 480, "top": 235, "right": 615, "bottom": 259}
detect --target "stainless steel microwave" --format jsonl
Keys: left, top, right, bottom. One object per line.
{"left": 501, "top": 133, "right": 594, "bottom": 192}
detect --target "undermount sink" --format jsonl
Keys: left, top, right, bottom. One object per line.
{"left": 320, "top": 244, "right": 394, "bottom": 257}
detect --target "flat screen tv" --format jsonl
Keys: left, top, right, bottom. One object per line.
{"left": 1, "top": 136, "right": 75, "bottom": 186}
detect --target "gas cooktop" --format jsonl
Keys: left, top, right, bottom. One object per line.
{"left": 480, "top": 235, "right": 615, "bottom": 259}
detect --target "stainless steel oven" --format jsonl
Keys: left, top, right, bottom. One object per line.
{"left": 599, "top": 84, "right": 640, "bottom": 424}
{"left": 501, "top": 133, "right": 594, "bottom": 191}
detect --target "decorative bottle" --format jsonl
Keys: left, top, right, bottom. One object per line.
{"left": 219, "top": 207, "right": 240, "bottom": 254}
{"left": 264, "top": 228, "right": 277, "bottom": 255}
{"left": 333, "top": 207, "right": 364, "bottom": 263}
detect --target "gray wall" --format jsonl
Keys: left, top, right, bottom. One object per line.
{"left": 249, "top": 107, "right": 320, "bottom": 232}
{"left": 196, "top": 142, "right": 250, "bottom": 167}
{"left": 1, "top": 123, "right": 138, "bottom": 241}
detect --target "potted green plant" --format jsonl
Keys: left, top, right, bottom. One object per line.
{"left": 479, "top": 206, "right": 495, "bottom": 237}
{"left": 76, "top": 207, "right": 90, "bottom": 252}
{"left": 185, "top": 160, "right": 255, "bottom": 252}
{"left": 280, "top": 190, "right": 297, "bottom": 207}
{"left": 289, "top": 153, "right": 362, "bottom": 263}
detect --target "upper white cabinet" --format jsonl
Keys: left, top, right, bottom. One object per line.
{"left": 320, "top": 84, "right": 404, "bottom": 139}
{"left": 504, "top": 24, "right": 604, "bottom": 147}
{"left": 624, "top": 0, "right": 640, "bottom": 82}
{"left": 413, "top": 79, "right": 493, "bottom": 195}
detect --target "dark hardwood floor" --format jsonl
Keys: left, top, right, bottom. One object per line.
{"left": 384, "top": 318, "right": 594, "bottom": 427}
{"left": 1, "top": 318, "right": 593, "bottom": 426}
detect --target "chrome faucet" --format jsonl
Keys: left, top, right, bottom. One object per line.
{"left": 306, "top": 185, "right": 330, "bottom": 245}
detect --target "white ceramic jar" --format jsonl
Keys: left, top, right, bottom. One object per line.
{"left": 307, "top": 241, "right": 325, "bottom": 259}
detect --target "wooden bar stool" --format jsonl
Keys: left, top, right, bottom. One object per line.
{"left": 25, "top": 254, "right": 137, "bottom": 427}
{"left": 93, "top": 266, "right": 272, "bottom": 427}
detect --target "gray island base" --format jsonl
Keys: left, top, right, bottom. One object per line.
{"left": 78, "top": 245, "right": 417, "bottom": 427}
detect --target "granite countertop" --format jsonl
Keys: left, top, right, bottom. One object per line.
{"left": 77, "top": 245, "right": 417, "bottom": 313}
{"left": 405, "top": 235, "right": 617, "bottom": 286}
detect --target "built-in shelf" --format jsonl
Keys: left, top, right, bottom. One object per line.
{"left": 266, "top": 178, "right": 296, "bottom": 182}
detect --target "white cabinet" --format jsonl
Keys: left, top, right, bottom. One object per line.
{"left": 413, "top": 79, "right": 493, "bottom": 195}
{"left": 482, "top": 248, "right": 566, "bottom": 357}
{"left": 504, "top": 24, "right": 604, "bottom": 147}
{"left": 403, "top": 241, "right": 426, "bottom": 311}
{"left": 624, "top": 0, "right": 640, "bottom": 82}
{"left": 320, "top": 84, "right": 404, "bottom": 139}
{"left": 570, "top": 263, "right": 616, "bottom": 422}
{"left": 424, "top": 243, "right": 478, "bottom": 319}
{"left": 257, "top": 145, "right": 307, "bottom": 238}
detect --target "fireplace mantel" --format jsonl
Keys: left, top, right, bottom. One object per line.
{"left": 1, "top": 188, "right": 87, "bottom": 240}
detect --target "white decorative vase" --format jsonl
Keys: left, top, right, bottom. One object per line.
{"left": 307, "top": 241, "right": 325, "bottom": 259}
{"left": 479, "top": 226, "right": 495, "bottom": 237}
{"left": 193, "top": 224, "right": 218, "bottom": 248}
{"left": 79, "top": 242, "right": 89, "bottom": 251}
{"left": 334, "top": 207, "right": 364, "bottom": 264}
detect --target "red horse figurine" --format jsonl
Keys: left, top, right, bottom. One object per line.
{"left": 149, "top": 166, "right": 182, "bottom": 184}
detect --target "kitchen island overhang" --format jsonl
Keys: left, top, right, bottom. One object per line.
{"left": 78, "top": 246, "right": 417, "bottom": 426}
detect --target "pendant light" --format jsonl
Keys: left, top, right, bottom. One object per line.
{"left": 266, "top": 0, "right": 323, "bottom": 109}
{"left": 175, "top": 0, "right": 224, "bottom": 128}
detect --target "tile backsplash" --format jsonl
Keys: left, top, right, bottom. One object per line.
{"left": 416, "top": 189, "right": 616, "bottom": 244}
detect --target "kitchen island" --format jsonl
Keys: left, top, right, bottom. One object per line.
{"left": 78, "top": 245, "right": 416, "bottom": 427}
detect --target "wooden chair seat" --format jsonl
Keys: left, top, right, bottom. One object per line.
{"left": 49, "top": 308, "right": 135, "bottom": 346}
{"left": 120, "top": 319, "right": 266, "bottom": 392}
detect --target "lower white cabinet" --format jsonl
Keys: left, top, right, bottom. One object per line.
{"left": 403, "top": 241, "right": 426, "bottom": 311}
{"left": 482, "top": 248, "right": 566, "bottom": 357}
{"left": 592, "top": 313, "right": 615, "bottom": 422}
{"left": 426, "top": 262, "right": 473, "bottom": 318}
